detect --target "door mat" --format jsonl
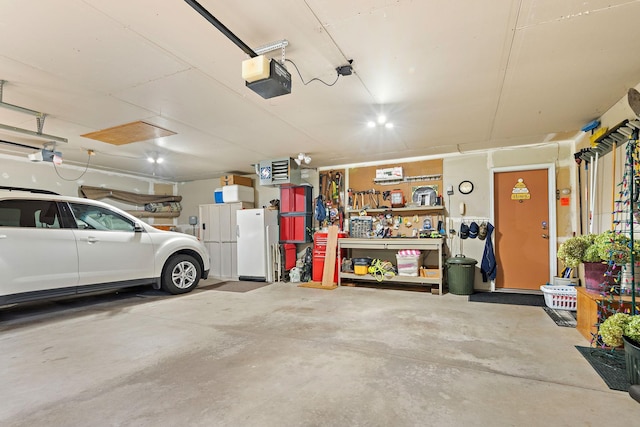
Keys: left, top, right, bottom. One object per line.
{"left": 467, "top": 292, "right": 545, "bottom": 307}
{"left": 575, "top": 346, "right": 629, "bottom": 392}
{"left": 199, "top": 281, "right": 270, "bottom": 293}
{"left": 543, "top": 307, "right": 577, "bottom": 327}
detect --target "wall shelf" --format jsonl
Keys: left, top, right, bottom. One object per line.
{"left": 373, "top": 174, "right": 442, "bottom": 185}
{"left": 346, "top": 206, "right": 444, "bottom": 214}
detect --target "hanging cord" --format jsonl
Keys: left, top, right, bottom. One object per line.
{"left": 284, "top": 59, "right": 340, "bottom": 87}
{"left": 52, "top": 152, "right": 92, "bottom": 181}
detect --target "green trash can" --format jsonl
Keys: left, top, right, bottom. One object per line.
{"left": 446, "top": 255, "right": 477, "bottom": 295}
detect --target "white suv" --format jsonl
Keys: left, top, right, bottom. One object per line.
{"left": 0, "top": 187, "right": 210, "bottom": 305}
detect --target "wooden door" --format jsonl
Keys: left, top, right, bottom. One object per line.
{"left": 494, "top": 169, "right": 550, "bottom": 290}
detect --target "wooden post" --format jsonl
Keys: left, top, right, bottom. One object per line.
{"left": 321, "top": 225, "right": 339, "bottom": 287}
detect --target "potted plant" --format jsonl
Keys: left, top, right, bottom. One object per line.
{"left": 557, "top": 231, "right": 640, "bottom": 292}
{"left": 556, "top": 234, "right": 594, "bottom": 268}
{"left": 598, "top": 313, "right": 640, "bottom": 385}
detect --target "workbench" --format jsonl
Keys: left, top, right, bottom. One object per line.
{"left": 337, "top": 237, "right": 444, "bottom": 294}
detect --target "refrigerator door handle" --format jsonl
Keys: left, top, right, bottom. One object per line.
{"left": 236, "top": 224, "right": 239, "bottom": 238}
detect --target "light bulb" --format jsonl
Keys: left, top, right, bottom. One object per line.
{"left": 385, "top": 122, "right": 394, "bottom": 129}
{"left": 367, "top": 121, "right": 376, "bottom": 128}
{"left": 147, "top": 157, "right": 155, "bottom": 163}
{"left": 156, "top": 157, "right": 164, "bottom": 164}
{"left": 304, "top": 156, "right": 311, "bottom": 164}
{"left": 297, "top": 152, "right": 305, "bottom": 161}
{"left": 377, "top": 115, "right": 386, "bottom": 125}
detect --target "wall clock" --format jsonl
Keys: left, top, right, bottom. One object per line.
{"left": 458, "top": 180, "right": 474, "bottom": 195}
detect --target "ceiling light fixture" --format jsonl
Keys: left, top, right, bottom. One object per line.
{"left": 366, "top": 115, "right": 394, "bottom": 129}
{"left": 147, "top": 155, "right": 164, "bottom": 164}
{"left": 294, "top": 152, "right": 311, "bottom": 166}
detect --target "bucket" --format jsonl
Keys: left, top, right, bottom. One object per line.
{"left": 353, "top": 257, "right": 372, "bottom": 276}
{"left": 621, "top": 262, "right": 640, "bottom": 294}
{"left": 624, "top": 336, "right": 640, "bottom": 385}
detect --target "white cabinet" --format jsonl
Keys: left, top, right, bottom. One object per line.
{"left": 199, "top": 202, "right": 252, "bottom": 280}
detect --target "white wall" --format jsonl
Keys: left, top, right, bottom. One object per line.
{"left": 443, "top": 143, "right": 571, "bottom": 290}
{"left": 0, "top": 154, "right": 169, "bottom": 221}
{"left": 177, "top": 169, "right": 319, "bottom": 235}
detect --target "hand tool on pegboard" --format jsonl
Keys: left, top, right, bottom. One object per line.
{"left": 368, "top": 189, "right": 378, "bottom": 208}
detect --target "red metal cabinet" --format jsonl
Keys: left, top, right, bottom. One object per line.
{"left": 279, "top": 185, "right": 313, "bottom": 243}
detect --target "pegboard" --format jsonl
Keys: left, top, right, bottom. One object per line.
{"left": 347, "top": 159, "right": 443, "bottom": 210}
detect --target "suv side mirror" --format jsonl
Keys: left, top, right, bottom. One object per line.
{"left": 134, "top": 223, "right": 145, "bottom": 232}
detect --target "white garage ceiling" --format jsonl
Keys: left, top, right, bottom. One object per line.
{"left": 0, "top": 0, "right": 639, "bottom": 181}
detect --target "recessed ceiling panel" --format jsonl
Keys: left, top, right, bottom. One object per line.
{"left": 81, "top": 121, "right": 176, "bottom": 146}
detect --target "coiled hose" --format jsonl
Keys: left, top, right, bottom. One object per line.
{"left": 367, "top": 258, "right": 396, "bottom": 282}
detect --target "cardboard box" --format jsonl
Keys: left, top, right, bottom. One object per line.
{"left": 422, "top": 268, "right": 441, "bottom": 279}
{"left": 220, "top": 175, "right": 252, "bottom": 187}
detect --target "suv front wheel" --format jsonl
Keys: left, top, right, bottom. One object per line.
{"left": 161, "top": 254, "right": 201, "bottom": 294}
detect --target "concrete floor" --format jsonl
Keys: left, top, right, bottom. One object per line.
{"left": 1, "top": 280, "right": 638, "bottom": 426}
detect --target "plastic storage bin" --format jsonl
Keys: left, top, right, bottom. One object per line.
{"left": 353, "top": 257, "right": 373, "bottom": 275}
{"left": 540, "top": 285, "right": 577, "bottom": 311}
{"left": 222, "top": 184, "right": 254, "bottom": 203}
{"left": 214, "top": 188, "right": 223, "bottom": 203}
{"left": 349, "top": 216, "right": 373, "bottom": 238}
{"left": 396, "top": 251, "right": 423, "bottom": 277}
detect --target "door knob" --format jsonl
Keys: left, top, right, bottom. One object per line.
{"left": 542, "top": 234, "right": 549, "bottom": 239}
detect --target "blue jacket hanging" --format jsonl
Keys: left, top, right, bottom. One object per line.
{"left": 314, "top": 195, "right": 327, "bottom": 223}
{"left": 481, "top": 222, "right": 497, "bottom": 282}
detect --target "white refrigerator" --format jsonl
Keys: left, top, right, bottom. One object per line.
{"left": 236, "top": 208, "right": 279, "bottom": 282}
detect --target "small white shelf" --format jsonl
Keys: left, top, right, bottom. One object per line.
{"left": 346, "top": 206, "right": 444, "bottom": 214}
{"left": 373, "top": 174, "right": 442, "bottom": 185}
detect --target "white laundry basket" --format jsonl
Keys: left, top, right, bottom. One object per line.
{"left": 540, "top": 285, "right": 577, "bottom": 311}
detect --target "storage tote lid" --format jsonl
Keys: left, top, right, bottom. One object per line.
{"left": 446, "top": 255, "right": 477, "bottom": 265}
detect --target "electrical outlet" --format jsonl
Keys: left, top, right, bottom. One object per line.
{"left": 446, "top": 185, "right": 454, "bottom": 195}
